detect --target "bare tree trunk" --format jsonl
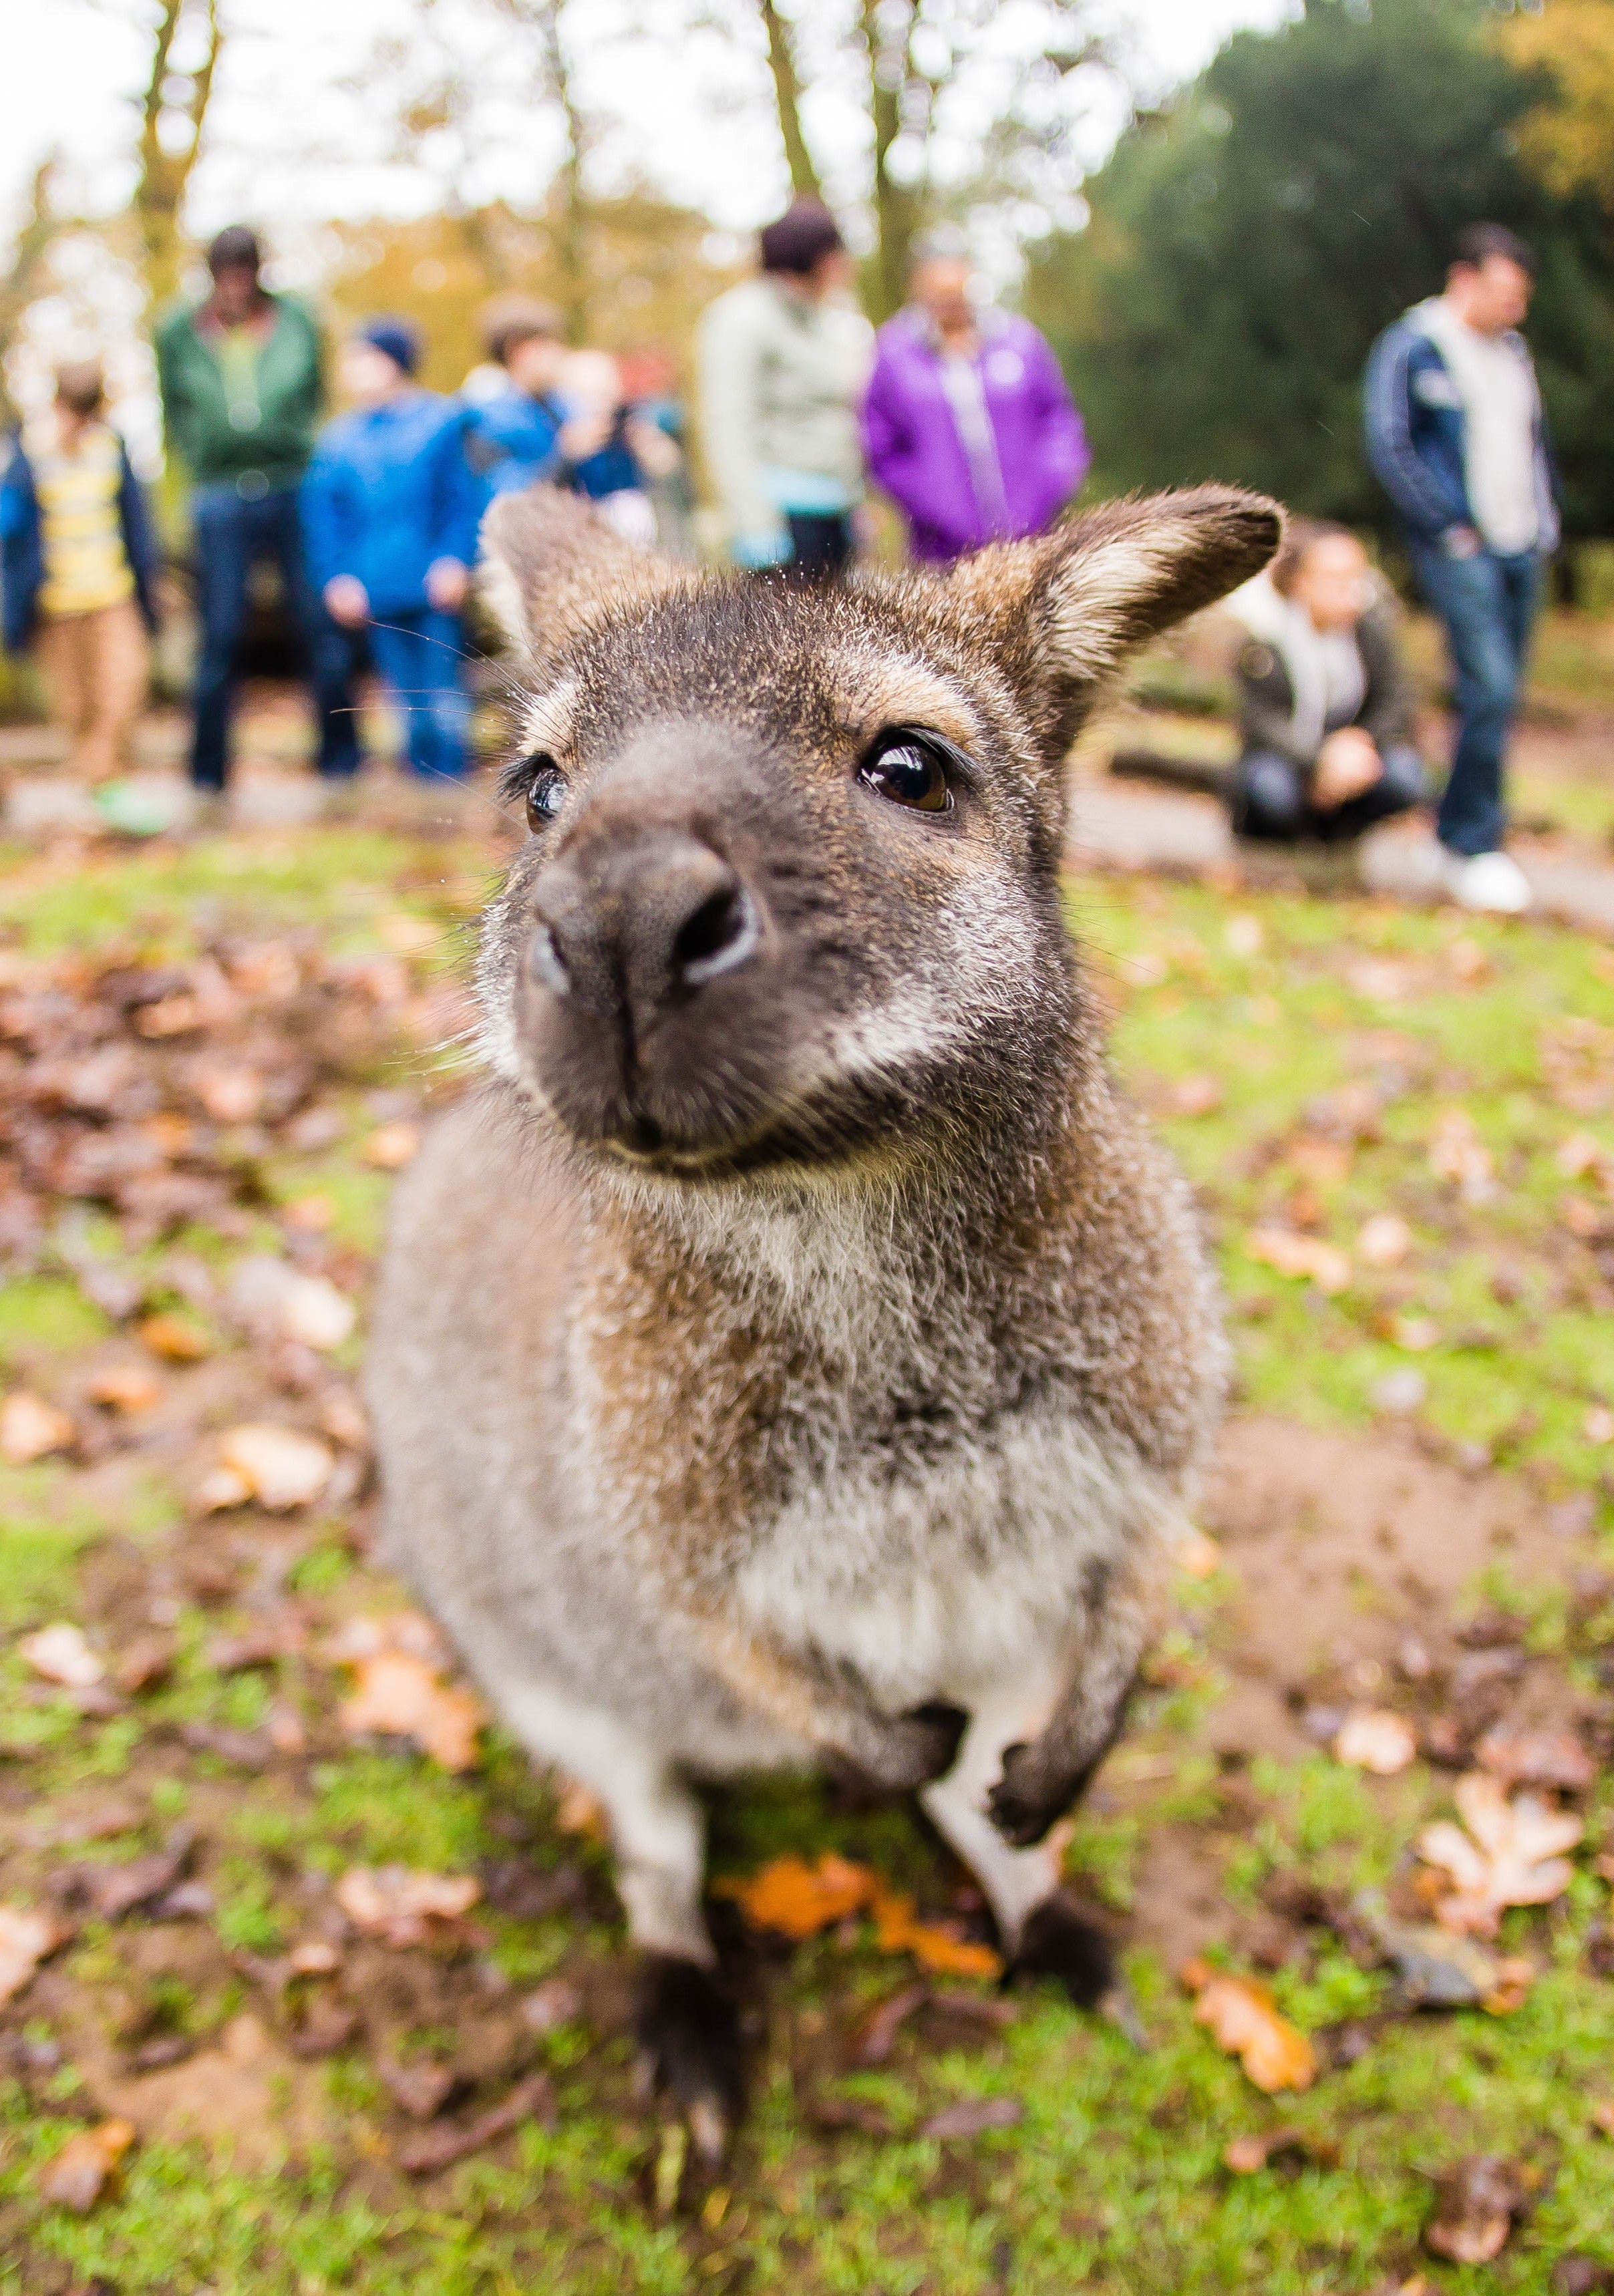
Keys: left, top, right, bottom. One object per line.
{"left": 492, "top": 0, "right": 591, "bottom": 342}
{"left": 135, "top": 0, "right": 222, "bottom": 307}
{"left": 859, "top": 0, "right": 919, "bottom": 322}
{"left": 0, "top": 154, "right": 62, "bottom": 421}
{"left": 756, "top": 0, "right": 822, "bottom": 199}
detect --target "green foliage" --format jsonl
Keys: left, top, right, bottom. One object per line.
{"left": 1027, "top": 0, "right": 1614, "bottom": 538}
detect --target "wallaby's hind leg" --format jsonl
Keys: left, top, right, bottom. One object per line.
{"left": 921, "top": 1686, "right": 1114, "bottom": 2007}
{"left": 497, "top": 1680, "right": 743, "bottom": 2156}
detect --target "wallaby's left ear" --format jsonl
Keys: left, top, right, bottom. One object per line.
{"left": 949, "top": 485, "right": 1283, "bottom": 740}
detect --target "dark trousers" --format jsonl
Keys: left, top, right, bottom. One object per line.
{"left": 786, "top": 512, "right": 854, "bottom": 583}
{"left": 1406, "top": 540, "right": 1543, "bottom": 858}
{"left": 189, "top": 482, "right": 360, "bottom": 790}
{"left": 1233, "top": 742, "right": 1426, "bottom": 844}
{"left": 366, "top": 610, "right": 470, "bottom": 781}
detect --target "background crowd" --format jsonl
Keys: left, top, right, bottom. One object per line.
{"left": 0, "top": 186, "right": 1567, "bottom": 916}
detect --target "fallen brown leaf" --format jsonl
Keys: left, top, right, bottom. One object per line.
{"left": 1175, "top": 1527, "right": 1223, "bottom": 1580}
{"left": 19, "top": 1622, "right": 104, "bottom": 1688}
{"left": 1590, "top": 2098, "right": 1614, "bottom": 2139}
{"left": 192, "top": 1064, "right": 263, "bottom": 1124}
{"left": 334, "top": 1864, "right": 481, "bottom": 1947}
{"left": 1476, "top": 1726, "right": 1595, "bottom": 1794}
{"left": 395, "top": 2071, "right": 554, "bottom": 2174}
{"left": 229, "top": 1255, "right": 355, "bottom": 1351}
{"left": 0, "top": 1904, "right": 69, "bottom": 2005}
{"left": 1416, "top": 1773, "right": 1581, "bottom": 1937}
{"left": 917, "top": 2095, "right": 1023, "bottom": 2139}
{"left": 338, "top": 1650, "right": 484, "bottom": 1771}
{"left": 283, "top": 1192, "right": 337, "bottom": 1232}
{"left": 1356, "top": 1212, "right": 1413, "bottom": 1268}
{"left": 55, "top": 1826, "right": 195, "bottom": 1921}
{"left": 1, "top": 1391, "right": 74, "bottom": 1463}
{"left": 138, "top": 1311, "right": 211, "bottom": 1362}
{"left": 363, "top": 1120, "right": 420, "bottom": 1170}
{"left": 1424, "top": 2154, "right": 1545, "bottom": 2264}
{"left": 379, "top": 2054, "right": 458, "bottom": 2120}
{"left": 520, "top": 1977, "right": 585, "bottom": 2035}
{"left": 1166, "top": 1073, "right": 1223, "bottom": 1118}
{"left": 217, "top": 1422, "right": 333, "bottom": 1510}
{"left": 289, "top": 1996, "right": 360, "bottom": 2058}
{"left": 1223, "top": 2126, "right": 1339, "bottom": 2173}
{"left": 1428, "top": 1108, "right": 1496, "bottom": 1204}
{"left": 1333, "top": 1707, "right": 1418, "bottom": 1776}
{"left": 36, "top": 2119, "right": 136, "bottom": 2212}
{"left": 1246, "top": 1227, "right": 1351, "bottom": 1294}
{"left": 1182, "top": 1959, "right": 1316, "bottom": 2093}
{"left": 848, "top": 1981, "right": 929, "bottom": 2067}
{"left": 86, "top": 1363, "right": 163, "bottom": 1414}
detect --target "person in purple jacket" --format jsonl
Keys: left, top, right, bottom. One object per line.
{"left": 862, "top": 228, "right": 1090, "bottom": 564}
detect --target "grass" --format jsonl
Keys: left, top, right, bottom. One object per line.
{"left": 2, "top": 821, "right": 1614, "bottom": 2293}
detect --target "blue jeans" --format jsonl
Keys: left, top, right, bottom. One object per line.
{"left": 1233, "top": 742, "right": 1426, "bottom": 844}
{"left": 190, "top": 483, "right": 360, "bottom": 790}
{"left": 366, "top": 610, "right": 470, "bottom": 781}
{"left": 1407, "top": 539, "right": 1543, "bottom": 858}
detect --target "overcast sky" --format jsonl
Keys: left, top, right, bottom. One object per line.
{"left": 2, "top": 0, "right": 1295, "bottom": 261}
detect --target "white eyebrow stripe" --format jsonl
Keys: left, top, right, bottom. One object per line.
{"left": 835, "top": 648, "right": 991, "bottom": 750}
{"left": 518, "top": 674, "right": 582, "bottom": 758}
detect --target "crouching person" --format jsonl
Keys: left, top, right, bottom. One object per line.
{"left": 301, "top": 319, "right": 484, "bottom": 782}
{"left": 1, "top": 359, "right": 159, "bottom": 783}
{"left": 1229, "top": 522, "right": 1425, "bottom": 844}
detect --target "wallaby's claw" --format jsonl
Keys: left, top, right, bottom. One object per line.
{"left": 635, "top": 1955, "right": 743, "bottom": 2168}
{"left": 985, "top": 1739, "right": 1067, "bottom": 1846}
{"left": 1009, "top": 1887, "right": 1116, "bottom": 2008}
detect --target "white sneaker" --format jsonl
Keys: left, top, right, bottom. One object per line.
{"left": 1442, "top": 848, "right": 1531, "bottom": 915}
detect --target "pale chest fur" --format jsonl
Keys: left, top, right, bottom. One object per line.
{"left": 570, "top": 1182, "right": 1184, "bottom": 1713}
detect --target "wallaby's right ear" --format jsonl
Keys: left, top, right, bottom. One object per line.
{"left": 478, "top": 485, "right": 692, "bottom": 673}
{"left": 947, "top": 486, "right": 1283, "bottom": 756}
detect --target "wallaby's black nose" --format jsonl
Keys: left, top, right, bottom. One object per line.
{"left": 528, "top": 838, "right": 761, "bottom": 1026}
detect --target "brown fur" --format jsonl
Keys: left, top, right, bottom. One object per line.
{"left": 367, "top": 482, "right": 1281, "bottom": 2144}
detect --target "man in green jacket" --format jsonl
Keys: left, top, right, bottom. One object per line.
{"left": 155, "top": 225, "right": 357, "bottom": 793}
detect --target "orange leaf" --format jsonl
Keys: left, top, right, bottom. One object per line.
{"left": 721, "top": 1852, "right": 876, "bottom": 1939}
{"left": 138, "top": 1311, "right": 211, "bottom": 1363}
{"left": 869, "top": 1884, "right": 1001, "bottom": 1977}
{"left": 36, "top": 2118, "right": 136, "bottom": 2212}
{"left": 0, "top": 1903, "right": 69, "bottom": 2006}
{"left": 1186, "top": 1967, "right": 1316, "bottom": 2093}
{"left": 339, "top": 1651, "right": 484, "bottom": 1771}
{"left": 0, "top": 1392, "right": 74, "bottom": 1463}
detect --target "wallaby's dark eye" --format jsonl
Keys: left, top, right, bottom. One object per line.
{"left": 859, "top": 733, "right": 953, "bottom": 815}
{"left": 524, "top": 757, "right": 568, "bottom": 833}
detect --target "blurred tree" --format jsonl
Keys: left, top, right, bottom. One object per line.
{"left": 1498, "top": 0, "right": 1614, "bottom": 210}
{"left": 737, "top": 0, "right": 1111, "bottom": 319}
{"left": 0, "top": 156, "right": 63, "bottom": 422}
{"left": 134, "top": 0, "right": 222, "bottom": 306}
{"left": 756, "top": 0, "right": 824, "bottom": 200}
{"left": 324, "top": 191, "right": 742, "bottom": 395}
{"left": 486, "top": 0, "right": 593, "bottom": 339}
{"left": 1025, "top": 0, "right": 1614, "bottom": 540}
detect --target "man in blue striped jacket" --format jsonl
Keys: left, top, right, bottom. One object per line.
{"left": 1363, "top": 224, "right": 1557, "bottom": 915}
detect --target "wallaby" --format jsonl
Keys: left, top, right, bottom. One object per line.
{"left": 367, "top": 480, "right": 1281, "bottom": 2156}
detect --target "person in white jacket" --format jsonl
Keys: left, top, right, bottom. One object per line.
{"left": 696, "top": 200, "right": 871, "bottom": 579}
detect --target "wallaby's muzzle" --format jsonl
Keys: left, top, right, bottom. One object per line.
{"left": 515, "top": 733, "right": 790, "bottom": 1163}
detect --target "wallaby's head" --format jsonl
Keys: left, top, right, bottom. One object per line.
{"left": 478, "top": 486, "right": 1279, "bottom": 1186}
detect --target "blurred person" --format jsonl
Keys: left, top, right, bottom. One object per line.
{"left": 617, "top": 346, "right": 695, "bottom": 556}
{"left": 1227, "top": 521, "right": 1426, "bottom": 843}
{"left": 552, "top": 347, "right": 681, "bottom": 550}
{"left": 1364, "top": 224, "right": 1557, "bottom": 913}
{"left": 156, "top": 224, "right": 356, "bottom": 794}
{"left": 862, "top": 227, "right": 1090, "bottom": 564}
{"left": 470, "top": 295, "right": 571, "bottom": 494}
{"left": 697, "top": 199, "right": 871, "bottom": 579}
{"left": 0, "top": 358, "right": 160, "bottom": 782}
{"left": 300, "top": 318, "right": 484, "bottom": 783}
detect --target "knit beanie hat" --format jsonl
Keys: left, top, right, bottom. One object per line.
{"left": 357, "top": 317, "right": 421, "bottom": 377}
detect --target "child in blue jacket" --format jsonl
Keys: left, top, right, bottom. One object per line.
{"left": 301, "top": 318, "right": 485, "bottom": 780}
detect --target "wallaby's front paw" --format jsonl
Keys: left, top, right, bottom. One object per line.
{"left": 635, "top": 1955, "right": 743, "bottom": 2166}
{"left": 1010, "top": 1888, "right": 1115, "bottom": 2008}
{"left": 985, "top": 1739, "right": 1070, "bottom": 1846}
{"left": 871, "top": 1699, "right": 969, "bottom": 1792}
